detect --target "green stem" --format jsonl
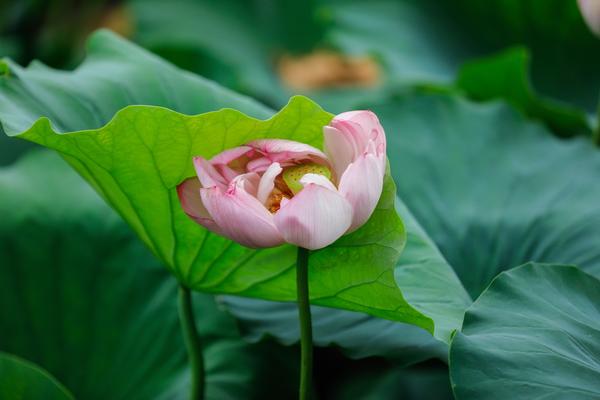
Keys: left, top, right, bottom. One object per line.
{"left": 296, "top": 247, "right": 313, "bottom": 400}
{"left": 178, "top": 285, "right": 205, "bottom": 400}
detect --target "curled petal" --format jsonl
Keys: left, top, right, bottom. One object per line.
{"left": 338, "top": 153, "right": 385, "bottom": 232}
{"left": 229, "top": 172, "right": 260, "bottom": 197}
{"left": 176, "top": 178, "right": 223, "bottom": 234}
{"left": 201, "top": 181, "right": 284, "bottom": 248}
{"left": 210, "top": 145, "right": 252, "bottom": 165}
{"left": 193, "top": 156, "right": 228, "bottom": 189}
{"left": 246, "top": 156, "right": 274, "bottom": 173}
{"left": 248, "top": 139, "right": 328, "bottom": 164}
{"left": 299, "top": 173, "right": 337, "bottom": 191}
{"left": 274, "top": 181, "right": 352, "bottom": 250}
{"left": 257, "top": 162, "right": 283, "bottom": 204}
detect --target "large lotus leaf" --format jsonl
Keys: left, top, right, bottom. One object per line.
{"left": 0, "top": 353, "right": 74, "bottom": 400}
{"left": 0, "top": 30, "right": 472, "bottom": 357}
{"left": 380, "top": 93, "right": 600, "bottom": 298}
{"left": 0, "top": 150, "right": 295, "bottom": 400}
{"left": 0, "top": 31, "right": 474, "bottom": 339}
{"left": 450, "top": 263, "right": 600, "bottom": 399}
{"left": 326, "top": 0, "right": 600, "bottom": 112}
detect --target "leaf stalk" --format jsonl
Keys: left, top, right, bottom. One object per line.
{"left": 296, "top": 247, "right": 313, "bottom": 400}
{"left": 178, "top": 285, "right": 205, "bottom": 400}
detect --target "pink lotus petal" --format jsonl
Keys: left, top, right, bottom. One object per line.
{"left": 325, "top": 110, "right": 386, "bottom": 179}
{"left": 257, "top": 162, "right": 283, "bottom": 204}
{"left": 176, "top": 178, "right": 224, "bottom": 234}
{"left": 579, "top": 0, "right": 600, "bottom": 36}
{"left": 323, "top": 125, "right": 357, "bottom": 181}
{"left": 246, "top": 156, "right": 274, "bottom": 173}
{"left": 201, "top": 180, "right": 284, "bottom": 248}
{"left": 299, "top": 173, "right": 337, "bottom": 191}
{"left": 248, "top": 139, "right": 328, "bottom": 163}
{"left": 210, "top": 145, "right": 252, "bottom": 165}
{"left": 229, "top": 172, "right": 260, "bottom": 197}
{"left": 274, "top": 181, "right": 352, "bottom": 250}
{"left": 193, "top": 156, "right": 228, "bottom": 189}
{"left": 338, "top": 153, "right": 385, "bottom": 232}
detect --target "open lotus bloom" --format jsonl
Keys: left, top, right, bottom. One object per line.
{"left": 177, "top": 111, "right": 386, "bottom": 250}
{"left": 578, "top": 0, "right": 600, "bottom": 36}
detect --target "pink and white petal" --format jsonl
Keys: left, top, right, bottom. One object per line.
{"left": 323, "top": 125, "right": 358, "bottom": 180}
{"left": 246, "top": 156, "right": 274, "bottom": 173}
{"left": 229, "top": 172, "right": 260, "bottom": 198}
{"left": 257, "top": 162, "right": 283, "bottom": 204}
{"left": 334, "top": 110, "right": 385, "bottom": 147}
{"left": 193, "top": 156, "right": 228, "bottom": 189}
{"left": 210, "top": 145, "right": 252, "bottom": 165}
{"left": 330, "top": 110, "right": 386, "bottom": 157}
{"left": 201, "top": 184, "right": 284, "bottom": 249}
{"left": 274, "top": 183, "right": 352, "bottom": 250}
{"left": 338, "top": 153, "right": 385, "bottom": 232}
{"left": 299, "top": 173, "right": 337, "bottom": 191}
{"left": 176, "top": 178, "right": 223, "bottom": 234}
{"left": 248, "top": 139, "right": 328, "bottom": 162}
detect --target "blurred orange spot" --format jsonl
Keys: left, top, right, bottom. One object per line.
{"left": 278, "top": 50, "right": 379, "bottom": 90}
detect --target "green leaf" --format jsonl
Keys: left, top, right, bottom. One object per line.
{"left": 381, "top": 93, "right": 600, "bottom": 298}
{"left": 220, "top": 296, "right": 447, "bottom": 364}
{"left": 456, "top": 47, "right": 592, "bottom": 138}
{"left": 0, "top": 353, "right": 74, "bottom": 400}
{"left": 0, "top": 150, "right": 295, "bottom": 400}
{"left": 326, "top": 0, "right": 600, "bottom": 112}
{"left": 450, "top": 263, "right": 600, "bottom": 399}
{"left": 0, "top": 29, "right": 271, "bottom": 138}
{"left": 8, "top": 96, "right": 418, "bottom": 326}
{"left": 0, "top": 32, "right": 468, "bottom": 354}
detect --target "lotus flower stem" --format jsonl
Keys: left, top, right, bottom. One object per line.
{"left": 296, "top": 247, "right": 313, "bottom": 400}
{"left": 178, "top": 285, "right": 205, "bottom": 400}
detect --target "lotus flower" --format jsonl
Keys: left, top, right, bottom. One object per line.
{"left": 579, "top": 0, "right": 600, "bottom": 36}
{"left": 177, "top": 110, "right": 386, "bottom": 250}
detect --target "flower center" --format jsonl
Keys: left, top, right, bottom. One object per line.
{"left": 282, "top": 163, "right": 332, "bottom": 195}
{"left": 265, "top": 162, "right": 332, "bottom": 213}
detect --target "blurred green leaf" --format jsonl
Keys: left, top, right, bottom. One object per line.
{"left": 456, "top": 47, "right": 592, "bottom": 138}
{"left": 326, "top": 0, "right": 600, "bottom": 113}
{"left": 0, "top": 29, "right": 271, "bottom": 137}
{"left": 381, "top": 93, "right": 600, "bottom": 298}
{"left": 333, "top": 363, "right": 453, "bottom": 400}
{"left": 0, "top": 353, "right": 74, "bottom": 400}
{"left": 220, "top": 296, "right": 447, "bottom": 365}
{"left": 450, "top": 263, "right": 600, "bottom": 399}
{"left": 130, "top": 0, "right": 287, "bottom": 105}
{"left": 0, "top": 150, "right": 295, "bottom": 400}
